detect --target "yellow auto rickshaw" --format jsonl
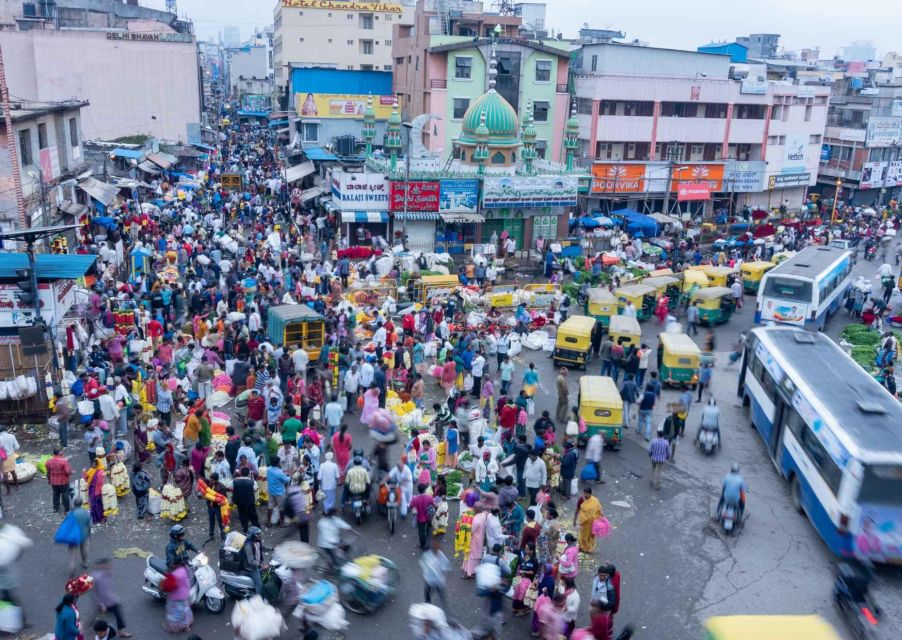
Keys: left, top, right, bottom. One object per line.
{"left": 413, "top": 275, "right": 459, "bottom": 303}
{"left": 658, "top": 332, "right": 700, "bottom": 387}
{"left": 553, "top": 315, "right": 597, "bottom": 369}
{"left": 648, "top": 267, "right": 675, "bottom": 278}
{"left": 703, "top": 615, "right": 842, "bottom": 640}
{"left": 586, "top": 288, "right": 618, "bottom": 328}
{"left": 267, "top": 305, "right": 326, "bottom": 362}
{"left": 642, "top": 275, "right": 681, "bottom": 311}
{"left": 771, "top": 250, "right": 796, "bottom": 264}
{"left": 608, "top": 315, "right": 641, "bottom": 349}
{"left": 690, "top": 286, "right": 735, "bottom": 324}
{"left": 740, "top": 261, "right": 775, "bottom": 294}
{"left": 578, "top": 376, "right": 624, "bottom": 449}
{"left": 681, "top": 268, "right": 709, "bottom": 292}
{"left": 699, "top": 265, "right": 739, "bottom": 287}
{"left": 614, "top": 283, "right": 656, "bottom": 321}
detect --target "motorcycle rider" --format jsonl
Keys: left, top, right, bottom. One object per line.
{"left": 242, "top": 526, "right": 267, "bottom": 595}
{"left": 317, "top": 508, "right": 352, "bottom": 571}
{"left": 345, "top": 456, "right": 371, "bottom": 511}
{"left": 695, "top": 397, "right": 721, "bottom": 450}
{"left": 341, "top": 449, "right": 372, "bottom": 505}
{"left": 431, "top": 402, "right": 454, "bottom": 440}
{"left": 718, "top": 464, "right": 748, "bottom": 523}
{"left": 165, "top": 524, "right": 198, "bottom": 569}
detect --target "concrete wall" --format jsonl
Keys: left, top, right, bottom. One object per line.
{"left": 230, "top": 46, "right": 270, "bottom": 85}
{"left": 0, "top": 29, "right": 200, "bottom": 142}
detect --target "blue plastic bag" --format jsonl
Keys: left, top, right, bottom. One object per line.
{"left": 53, "top": 512, "right": 83, "bottom": 546}
{"left": 579, "top": 464, "right": 598, "bottom": 482}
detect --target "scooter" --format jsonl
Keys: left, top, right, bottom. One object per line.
{"left": 350, "top": 490, "right": 369, "bottom": 525}
{"left": 142, "top": 552, "right": 226, "bottom": 614}
{"left": 221, "top": 558, "right": 292, "bottom": 602}
{"left": 865, "top": 243, "right": 877, "bottom": 261}
{"left": 718, "top": 499, "right": 743, "bottom": 536}
{"left": 698, "top": 426, "right": 720, "bottom": 456}
{"left": 834, "top": 560, "right": 882, "bottom": 640}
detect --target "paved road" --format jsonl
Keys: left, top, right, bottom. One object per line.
{"left": 6, "top": 251, "right": 902, "bottom": 639}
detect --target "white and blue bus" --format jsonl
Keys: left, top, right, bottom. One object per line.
{"left": 755, "top": 246, "right": 853, "bottom": 330}
{"left": 738, "top": 326, "right": 902, "bottom": 562}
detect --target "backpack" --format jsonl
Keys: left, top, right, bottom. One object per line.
{"left": 611, "top": 344, "right": 624, "bottom": 360}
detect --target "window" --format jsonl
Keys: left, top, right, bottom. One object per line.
{"left": 347, "top": 13, "right": 354, "bottom": 19}
{"left": 575, "top": 98, "right": 593, "bottom": 115}
{"left": 535, "top": 140, "right": 547, "bottom": 159}
{"left": 361, "top": 64, "right": 374, "bottom": 70}
{"left": 491, "top": 151, "right": 505, "bottom": 164}
{"left": 384, "top": 39, "right": 391, "bottom": 46}
{"left": 786, "top": 408, "right": 842, "bottom": 495}
{"left": 454, "top": 56, "right": 472, "bottom": 79}
{"left": 533, "top": 101, "right": 549, "bottom": 122}
{"left": 810, "top": 134, "right": 821, "bottom": 144}
{"left": 623, "top": 101, "right": 654, "bottom": 117}
{"left": 704, "top": 103, "right": 728, "bottom": 118}
{"left": 299, "top": 37, "right": 305, "bottom": 42}
{"left": 18, "top": 129, "right": 33, "bottom": 166}
{"left": 750, "top": 355, "right": 778, "bottom": 402}
{"left": 385, "top": 14, "right": 391, "bottom": 21}
{"left": 69, "top": 117, "right": 78, "bottom": 147}
{"left": 859, "top": 465, "right": 902, "bottom": 507}
{"left": 383, "top": 65, "right": 392, "bottom": 71}
{"left": 690, "top": 144, "right": 703, "bottom": 157}
{"left": 763, "top": 277, "right": 812, "bottom": 302}
{"left": 328, "top": 38, "right": 332, "bottom": 43}
{"left": 735, "top": 104, "right": 766, "bottom": 119}
{"left": 590, "top": 55, "right": 597, "bottom": 72}
{"left": 452, "top": 98, "right": 470, "bottom": 119}
{"left": 771, "top": 105, "right": 783, "bottom": 120}
{"left": 347, "top": 39, "right": 354, "bottom": 45}
{"left": 360, "top": 13, "right": 373, "bottom": 29}
{"left": 535, "top": 60, "right": 552, "bottom": 82}
{"left": 361, "top": 40, "right": 374, "bottom": 55}
{"left": 37, "top": 123, "right": 48, "bottom": 149}
{"left": 804, "top": 105, "right": 812, "bottom": 122}
{"left": 301, "top": 122, "right": 318, "bottom": 142}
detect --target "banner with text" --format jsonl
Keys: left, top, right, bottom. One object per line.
{"left": 860, "top": 162, "right": 889, "bottom": 190}
{"left": 296, "top": 93, "right": 397, "bottom": 120}
{"left": 865, "top": 117, "right": 902, "bottom": 148}
{"left": 330, "top": 171, "right": 389, "bottom": 211}
{"left": 482, "top": 176, "right": 579, "bottom": 208}
{"left": 439, "top": 179, "right": 480, "bottom": 213}
{"left": 389, "top": 181, "right": 440, "bottom": 212}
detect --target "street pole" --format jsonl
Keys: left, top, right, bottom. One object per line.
{"left": 402, "top": 121, "right": 413, "bottom": 250}
{"left": 0, "top": 42, "right": 28, "bottom": 230}
{"left": 830, "top": 177, "right": 842, "bottom": 224}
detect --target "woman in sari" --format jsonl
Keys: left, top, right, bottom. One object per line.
{"left": 575, "top": 486, "right": 604, "bottom": 554}
{"left": 331, "top": 424, "right": 352, "bottom": 477}
{"left": 462, "top": 502, "right": 487, "bottom": 578}
{"left": 361, "top": 384, "right": 380, "bottom": 426}
{"left": 163, "top": 558, "right": 193, "bottom": 634}
{"left": 83, "top": 457, "right": 107, "bottom": 523}
{"left": 134, "top": 416, "right": 150, "bottom": 464}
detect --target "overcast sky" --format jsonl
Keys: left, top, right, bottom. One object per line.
{"left": 149, "top": 0, "right": 897, "bottom": 59}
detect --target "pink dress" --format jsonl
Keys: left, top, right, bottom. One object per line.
{"left": 464, "top": 511, "right": 488, "bottom": 575}
{"left": 361, "top": 388, "right": 380, "bottom": 425}
{"left": 331, "top": 433, "right": 352, "bottom": 473}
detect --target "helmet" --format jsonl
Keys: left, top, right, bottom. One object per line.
{"left": 731, "top": 463, "right": 741, "bottom": 473}
{"left": 169, "top": 524, "right": 186, "bottom": 539}
{"left": 353, "top": 448, "right": 364, "bottom": 458}
{"left": 247, "top": 526, "right": 262, "bottom": 540}
{"left": 353, "top": 456, "right": 363, "bottom": 466}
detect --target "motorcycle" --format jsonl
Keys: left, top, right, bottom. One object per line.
{"left": 348, "top": 489, "right": 370, "bottom": 525}
{"left": 865, "top": 243, "right": 877, "bottom": 261}
{"left": 697, "top": 426, "right": 719, "bottom": 456}
{"left": 384, "top": 481, "right": 399, "bottom": 535}
{"left": 338, "top": 555, "right": 400, "bottom": 615}
{"left": 834, "top": 560, "right": 881, "bottom": 640}
{"left": 718, "top": 499, "right": 743, "bottom": 535}
{"left": 142, "top": 552, "right": 226, "bottom": 614}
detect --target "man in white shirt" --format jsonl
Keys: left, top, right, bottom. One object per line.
{"left": 372, "top": 323, "right": 387, "bottom": 358}
{"left": 98, "top": 388, "right": 120, "bottom": 425}
{"left": 291, "top": 346, "right": 309, "bottom": 379}
{"left": 470, "top": 352, "right": 485, "bottom": 398}
{"left": 0, "top": 425, "right": 20, "bottom": 487}
{"left": 359, "top": 360, "right": 375, "bottom": 389}
{"left": 317, "top": 451, "right": 341, "bottom": 512}
{"left": 323, "top": 395, "right": 344, "bottom": 440}
{"left": 524, "top": 450, "right": 548, "bottom": 505}
{"left": 248, "top": 310, "right": 262, "bottom": 333}
{"left": 388, "top": 459, "right": 414, "bottom": 517}
{"left": 343, "top": 364, "right": 360, "bottom": 414}
{"left": 316, "top": 509, "right": 351, "bottom": 568}
{"left": 112, "top": 377, "right": 131, "bottom": 437}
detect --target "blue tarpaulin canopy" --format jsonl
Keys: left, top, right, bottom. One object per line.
{"left": 191, "top": 142, "right": 216, "bottom": 152}
{"left": 237, "top": 110, "right": 270, "bottom": 118}
{"left": 571, "top": 216, "right": 615, "bottom": 229}
{"left": 268, "top": 119, "right": 289, "bottom": 127}
{"left": 92, "top": 216, "right": 117, "bottom": 230}
{"left": 111, "top": 148, "right": 145, "bottom": 160}
{"left": 611, "top": 208, "right": 659, "bottom": 237}
{"left": 303, "top": 146, "right": 339, "bottom": 162}
{"left": 0, "top": 254, "right": 97, "bottom": 280}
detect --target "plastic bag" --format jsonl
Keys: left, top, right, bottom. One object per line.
{"left": 580, "top": 464, "right": 598, "bottom": 482}
{"left": 0, "top": 382, "right": 8, "bottom": 401}
{"left": 508, "top": 333, "right": 522, "bottom": 357}
{"left": 566, "top": 420, "right": 579, "bottom": 437}
{"left": 0, "top": 601, "right": 23, "bottom": 633}
{"left": 53, "top": 512, "right": 84, "bottom": 546}
{"left": 148, "top": 489, "right": 162, "bottom": 516}
{"left": 570, "top": 478, "right": 579, "bottom": 496}
{"left": 527, "top": 398, "right": 535, "bottom": 416}
{"left": 462, "top": 374, "right": 474, "bottom": 392}
{"left": 475, "top": 562, "right": 501, "bottom": 593}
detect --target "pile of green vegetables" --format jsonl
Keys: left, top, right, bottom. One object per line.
{"left": 443, "top": 469, "right": 464, "bottom": 499}
{"left": 841, "top": 324, "right": 900, "bottom": 372}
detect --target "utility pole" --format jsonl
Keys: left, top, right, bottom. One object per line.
{"left": 661, "top": 141, "right": 678, "bottom": 217}
{"left": 402, "top": 120, "right": 413, "bottom": 249}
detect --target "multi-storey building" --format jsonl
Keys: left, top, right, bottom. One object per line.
{"left": 573, "top": 43, "right": 830, "bottom": 216}
{"left": 392, "top": 0, "right": 571, "bottom": 161}
{"left": 273, "top": 0, "right": 415, "bottom": 107}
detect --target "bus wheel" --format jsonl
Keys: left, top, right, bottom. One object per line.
{"left": 790, "top": 476, "right": 804, "bottom": 514}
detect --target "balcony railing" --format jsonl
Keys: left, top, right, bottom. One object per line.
{"left": 556, "top": 84, "right": 568, "bottom": 93}
{"left": 430, "top": 79, "right": 447, "bottom": 89}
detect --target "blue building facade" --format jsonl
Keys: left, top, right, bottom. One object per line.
{"left": 697, "top": 42, "right": 748, "bottom": 63}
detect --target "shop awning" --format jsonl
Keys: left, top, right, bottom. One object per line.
{"left": 394, "top": 212, "right": 441, "bottom": 221}
{"left": 303, "top": 146, "right": 339, "bottom": 162}
{"left": 77, "top": 177, "right": 120, "bottom": 206}
{"left": 299, "top": 186, "right": 325, "bottom": 202}
{"left": 285, "top": 161, "right": 315, "bottom": 183}
{"left": 147, "top": 152, "right": 178, "bottom": 169}
{"left": 111, "top": 147, "right": 145, "bottom": 160}
{"left": 137, "top": 161, "right": 161, "bottom": 174}
{"left": 341, "top": 211, "right": 389, "bottom": 224}
{"left": 59, "top": 200, "right": 88, "bottom": 216}
{"left": 191, "top": 142, "right": 216, "bottom": 152}
{"left": 269, "top": 119, "right": 289, "bottom": 128}
{"left": 322, "top": 200, "right": 338, "bottom": 213}
{"left": 0, "top": 254, "right": 98, "bottom": 279}
{"left": 440, "top": 212, "right": 484, "bottom": 224}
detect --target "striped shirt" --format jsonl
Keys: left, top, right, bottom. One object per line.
{"left": 648, "top": 437, "right": 672, "bottom": 463}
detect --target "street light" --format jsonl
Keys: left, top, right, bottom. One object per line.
{"left": 830, "top": 176, "right": 842, "bottom": 224}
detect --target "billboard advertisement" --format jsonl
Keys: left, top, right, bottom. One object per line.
{"left": 242, "top": 94, "right": 270, "bottom": 113}
{"left": 673, "top": 164, "right": 724, "bottom": 192}
{"left": 330, "top": 171, "right": 389, "bottom": 211}
{"left": 282, "top": 0, "right": 403, "bottom": 11}
{"left": 865, "top": 117, "right": 902, "bottom": 148}
{"left": 886, "top": 161, "right": 902, "bottom": 188}
{"left": 723, "top": 161, "right": 765, "bottom": 192}
{"left": 388, "top": 181, "right": 440, "bottom": 212}
{"left": 296, "top": 93, "right": 396, "bottom": 119}
{"left": 767, "top": 173, "right": 811, "bottom": 189}
{"left": 482, "top": 176, "right": 579, "bottom": 208}
{"left": 782, "top": 134, "right": 809, "bottom": 173}
{"left": 439, "top": 179, "right": 479, "bottom": 213}
{"left": 860, "top": 162, "right": 889, "bottom": 190}
{"left": 677, "top": 185, "right": 710, "bottom": 201}
{"left": 590, "top": 164, "right": 646, "bottom": 193}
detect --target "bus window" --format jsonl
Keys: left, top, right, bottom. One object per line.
{"left": 763, "top": 277, "right": 813, "bottom": 301}
{"left": 800, "top": 423, "right": 842, "bottom": 495}
{"left": 859, "top": 465, "right": 902, "bottom": 506}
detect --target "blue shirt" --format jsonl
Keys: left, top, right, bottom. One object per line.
{"left": 267, "top": 467, "right": 290, "bottom": 496}
{"left": 699, "top": 366, "right": 713, "bottom": 384}
{"left": 722, "top": 473, "right": 747, "bottom": 503}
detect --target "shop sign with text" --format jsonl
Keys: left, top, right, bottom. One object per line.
{"left": 590, "top": 163, "right": 646, "bottom": 193}
{"left": 389, "top": 181, "right": 440, "bottom": 212}
{"left": 330, "top": 171, "right": 389, "bottom": 211}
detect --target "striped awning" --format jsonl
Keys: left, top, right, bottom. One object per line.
{"left": 393, "top": 211, "right": 441, "bottom": 221}
{"left": 440, "top": 212, "right": 484, "bottom": 224}
{"left": 341, "top": 211, "right": 389, "bottom": 224}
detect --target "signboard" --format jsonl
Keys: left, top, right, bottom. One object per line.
{"left": 0, "top": 281, "right": 74, "bottom": 328}
{"left": 860, "top": 162, "right": 889, "bottom": 190}
{"left": 439, "top": 179, "right": 479, "bottom": 213}
{"left": 820, "top": 144, "right": 833, "bottom": 162}
{"left": 886, "top": 161, "right": 902, "bottom": 188}
{"left": 242, "top": 94, "right": 270, "bottom": 113}
{"left": 296, "top": 93, "right": 396, "bottom": 119}
{"left": 723, "top": 161, "right": 765, "bottom": 192}
{"left": 106, "top": 32, "right": 193, "bottom": 43}
{"left": 740, "top": 79, "right": 767, "bottom": 95}
{"left": 282, "top": 0, "right": 403, "bottom": 11}
{"left": 388, "top": 181, "right": 440, "bottom": 212}
{"left": 673, "top": 164, "right": 724, "bottom": 192}
{"left": 590, "top": 164, "right": 646, "bottom": 193}
{"left": 481, "top": 176, "right": 578, "bottom": 209}
{"left": 677, "top": 184, "right": 710, "bottom": 201}
{"left": 767, "top": 173, "right": 811, "bottom": 189}
{"left": 782, "top": 133, "right": 809, "bottom": 173}
{"left": 761, "top": 297, "right": 808, "bottom": 326}
{"left": 330, "top": 171, "right": 389, "bottom": 211}
{"left": 865, "top": 117, "right": 902, "bottom": 148}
